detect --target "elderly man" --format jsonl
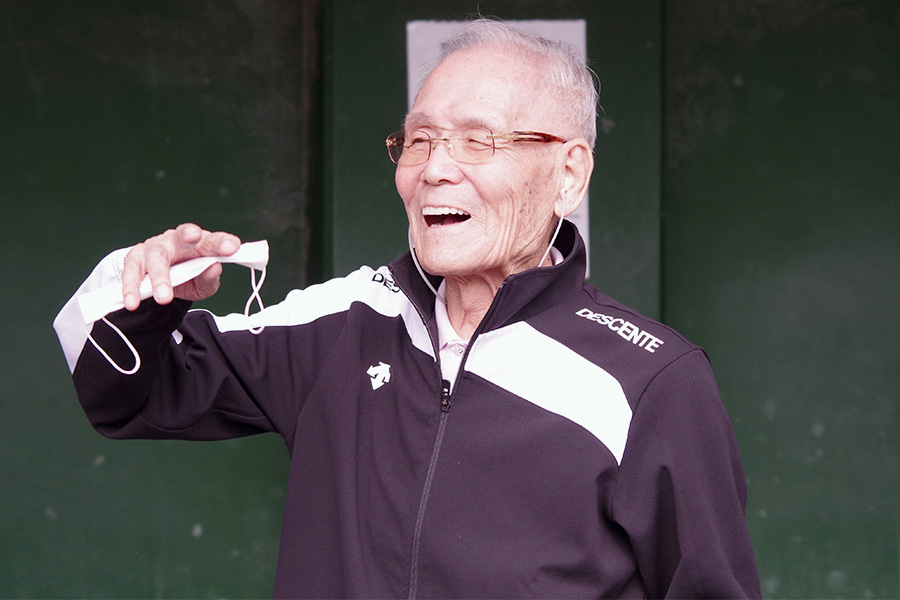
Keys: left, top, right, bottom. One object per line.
{"left": 54, "top": 19, "right": 759, "bottom": 599}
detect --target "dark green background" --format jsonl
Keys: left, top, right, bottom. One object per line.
{"left": 1, "top": 1, "right": 897, "bottom": 597}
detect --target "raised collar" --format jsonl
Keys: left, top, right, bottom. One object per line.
{"left": 389, "top": 219, "right": 588, "bottom": 338}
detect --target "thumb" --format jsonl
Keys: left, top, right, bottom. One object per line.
{"left": 174, "top": 262, "right": 224, "bottom": 302}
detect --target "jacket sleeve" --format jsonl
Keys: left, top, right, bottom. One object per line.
{"left": 610, "top": 349, "right": 761, "bottom": 598}
{"left": 53, "top": 249, "right": 300, "bottom": 442}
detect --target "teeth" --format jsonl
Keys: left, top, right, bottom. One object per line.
{"left": 422, "top": 206, "right": 470, "bottom": 217}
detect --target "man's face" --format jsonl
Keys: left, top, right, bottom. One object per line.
{"left": 394, "top": 46, "right": 566, "bottom": 284}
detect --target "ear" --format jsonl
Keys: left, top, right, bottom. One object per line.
{"left": 554, "top": 138, "right": 594, "bottom": 219}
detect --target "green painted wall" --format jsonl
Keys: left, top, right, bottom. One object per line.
{"left": 665, "top": 2, "right": 900, "bottom": 597}
{"left": 2, "top": 2, "right": 660, "bottom": 595}
{"left": 0, "top": 3, "right": 299, "bottom": 597}
{"left": 3, "top": 1, "right": 898, "bottom": 598}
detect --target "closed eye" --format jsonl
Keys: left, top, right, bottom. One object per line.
{"left": 407, "top": 136, "right": 427, "bottom": 146}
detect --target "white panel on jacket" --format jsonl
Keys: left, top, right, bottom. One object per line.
{"left": 466, "top": 321, "right": 632, "bottom": 464}
{"left": 210, "top": 265, "right": 436, "bottom": 360}
{"left": 53, "top": 247, "right": 130, "bottom": 373}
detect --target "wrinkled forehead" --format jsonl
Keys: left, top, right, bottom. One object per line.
{"left": 406, "top": 46, "right": 557, "bottom": 133}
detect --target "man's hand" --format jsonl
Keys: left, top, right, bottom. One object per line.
{"left": 122, "top": 223, "right": 241, "bottom": 311}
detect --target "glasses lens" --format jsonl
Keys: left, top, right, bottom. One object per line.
{"left": 386, "top": 128, "right": 495, "bottom": 165}
{"left": 401, "top": 130, "right": 437, "bottom": 165}
{"left": 454, "top": 128, "right": 494, "bottom": 164}
{"left": 386, "top": 132, "right": 405, "bottom": 164}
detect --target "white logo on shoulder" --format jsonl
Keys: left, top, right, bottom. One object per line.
{"left": 367, "top": 362, "right": 392, "bottom": 390}
{"left": 576, "top": 308, "right": 664, "bottom": 353}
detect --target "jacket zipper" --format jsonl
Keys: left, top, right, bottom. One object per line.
{"left": 393, "top": 271, "right": 507, "bottom": 598}
{"left": 407, "top": 380, "right": 450, "bottom": 599}
{"left": 389, "top": 268, "right": 451, "bottom": 598}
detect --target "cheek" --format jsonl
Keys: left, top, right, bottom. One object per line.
{"left": 511, "top": 170, "right": 556, "bottom": 219}
{"left": 508, "top": 173, "right": 559, "bottom": 240}
{"left": 395, "top": 168, "right": 417, "bottom": 206}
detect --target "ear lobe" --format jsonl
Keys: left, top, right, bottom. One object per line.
{"left": 554, "top": 139, "right": 594, "bottom": 218}
{"left": 555, "top": 190, "right": 577, "bottom": 219}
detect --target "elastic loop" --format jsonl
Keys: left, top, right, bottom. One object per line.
{"left": 86, "top": 261, "right": 267, "bottom": 374}
{"left": 245, "top": 267, "right": 267, "bottom": 335}
{"left": 87, "top": 317, "right": 142, "bottom": 375}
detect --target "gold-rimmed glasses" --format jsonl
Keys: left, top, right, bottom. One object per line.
{"left": 385, "top": 128, "right": 567, "bottom": 166}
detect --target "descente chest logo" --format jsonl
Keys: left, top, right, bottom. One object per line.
{"left": 372, "top": 272, "right": 401, "bottom": 293}
{"left": 576, "top": 308, "right": 664, "bottom": 353}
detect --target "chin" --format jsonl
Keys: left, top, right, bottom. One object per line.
{"left": 418, "top": 257, "right": 461, "bottom": 278}
{"left": 416, "top": 250, "right": 475, "bottom": 278}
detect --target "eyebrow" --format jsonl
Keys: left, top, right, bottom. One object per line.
{"left": 403, "top": 112, "right": 499, "bottom": 132}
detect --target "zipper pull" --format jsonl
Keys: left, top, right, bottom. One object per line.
{"left": 440, "top": 379, "right": 452, "bottom": 413}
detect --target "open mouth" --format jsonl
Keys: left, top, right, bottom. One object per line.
{"left": 423, "top": 206, "right": 471, "bottom": 227}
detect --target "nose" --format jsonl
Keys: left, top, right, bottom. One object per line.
{"left": 422, "top": 138, "right": 463, "bottom": 185}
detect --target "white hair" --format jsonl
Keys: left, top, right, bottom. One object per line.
{"left": 422, "top": 18, "right": 600, "bottom": 149}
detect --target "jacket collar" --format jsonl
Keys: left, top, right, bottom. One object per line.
{"left": 389, "top": 220, "right": 587, "bottom": 335}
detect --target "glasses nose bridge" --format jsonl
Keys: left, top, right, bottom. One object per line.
{"left": 427, "top": 136, "right": 456, "bottom": 162}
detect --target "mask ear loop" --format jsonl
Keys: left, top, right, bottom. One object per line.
{"left": 408, "top": 228, "right": 446, "bottom": 304}
{"left": 244, "top": 266, "right": 267, "bottom": 334}
{"left": 88, "top": 263, "right": 268, "bottom": 375}
{"left": 87, "top": 317, "right": 141, "bottom": 375}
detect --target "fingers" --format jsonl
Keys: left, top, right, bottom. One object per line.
{"left": 178, "top": 223, "right": 241, "bottom": 258}
{"left": 144, "top": 240, "right": 178, "bottom": 305}
{"left": 174, "top": 262, "right": 224, "bottom": 303}
{"left": 122, "top": 223, "right": 242, "bottom": 310}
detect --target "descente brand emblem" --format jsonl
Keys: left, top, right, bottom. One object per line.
{"left": 576, "top": 308, "right": 664, "bottom": 353}
{"left": 367, "top": 362, "right": 392, "bottom": 390}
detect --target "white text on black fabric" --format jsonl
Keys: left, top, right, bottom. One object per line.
{"left": 575, "top": 308, "right": 664, "bottom": 353}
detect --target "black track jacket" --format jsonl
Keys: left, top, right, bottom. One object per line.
{"left": 54, "top": 221, "right": 760, "bottom": 598}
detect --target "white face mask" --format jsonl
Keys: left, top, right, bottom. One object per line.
{"left": 79, "top": 240, "right": 269, "bottom": 375}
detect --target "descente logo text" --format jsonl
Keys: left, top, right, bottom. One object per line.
{"left": 576, "top": 308, "right": 664, "bottom": 353}
{"left": 372, "top": 272, "right": 401, "bottom": 293}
